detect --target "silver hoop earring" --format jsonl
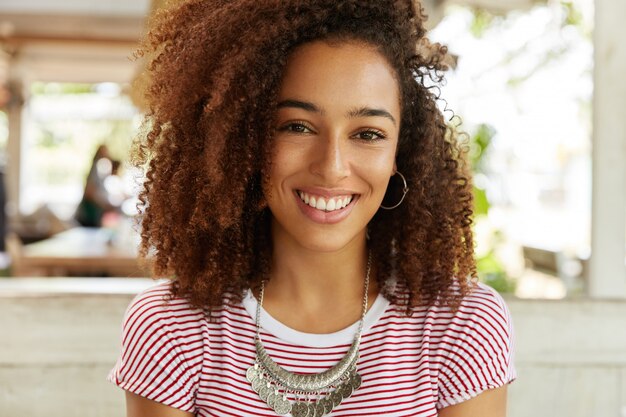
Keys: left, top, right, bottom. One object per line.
{"left": 380, "top": 171, "right": 409, "bottom": 210}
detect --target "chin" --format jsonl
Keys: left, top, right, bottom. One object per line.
{"left": 292, "top": 231, "right": 364, "bottom": 254}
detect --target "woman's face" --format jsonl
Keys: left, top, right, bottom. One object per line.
{"left": 266, "top": 40, "right": 401, "bottom": 253}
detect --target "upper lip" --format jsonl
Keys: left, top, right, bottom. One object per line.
{"left": 296, "top": 187, "right": 359, "bottom": 198}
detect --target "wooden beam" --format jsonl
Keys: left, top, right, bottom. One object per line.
{"left": 8, "top": 41, "right": 138, "bottom": 84}
{"left": 0, "top": 13, "right": 144, "bottom": 44}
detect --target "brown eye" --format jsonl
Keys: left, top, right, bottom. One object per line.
{"left": 290, "top": 124, "right": 308, "bottom": 133}
{"left": 356, "top": 129, "right": 386, "bottom": 141}
{"left": 278, "top": 122, "right": 314, "bottom": 134}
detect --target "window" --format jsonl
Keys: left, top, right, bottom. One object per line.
{"left": 430, "top": 0, "right": 593, "bottom": 298}
{"left": 21, "top": 82, "right": 139, "bottom": 219}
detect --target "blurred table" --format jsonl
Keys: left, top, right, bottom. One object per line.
{"left": 15, "top": 227, "right": 149, "bottom": 277}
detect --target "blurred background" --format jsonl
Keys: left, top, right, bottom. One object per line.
{"left": 0, "top": 0, "right": 624, "bottom": 416}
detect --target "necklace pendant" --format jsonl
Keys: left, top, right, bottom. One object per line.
{"left": 250, "top": 372, "right": 264, "bottom": 393}
{"left": 272, "top": 394, "right": 291, "bottom": 415}
{"left": 250, "top": 251, "right": 371, "bottom": 415}
{"left": 291, "top": 401, "right": 309, "bottom": 417}
{"left": 246, "top": 364, "right": 258, "bottom": 382}
{"left": 314, "top": 399, "right": 327, "bottom": 415}
{"left": 259, "top": 382, "right": 271, "bottom": 401}
{"left": 329, "top": 389, "right": 343, "bottom": 407}
{"left": 320, "top": 397, "right": 333, "bottom": 414}
{"left": 266, "top": 389, "right": 277, "bottom": 408}
{"left": 350, "top": 372, "right": 362, "bottom": 390}
{"left": 251, "top": 370, "right": 362, "bottom": 416}
{"left": 307, "top": 402, "right": 319, "bottom": 417}
{"left": 337, "top": 380, "right": 353, "bottom": 398}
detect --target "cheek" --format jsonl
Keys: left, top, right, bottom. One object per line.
{"left": 269, "top": 139, "right": 311, "bottom": 178}
{"left": 266, "top": 143, "right": 300, "bottom": 199}
{"left": 374, "top": 171, "right": 394, "bottom": 197}
{"left": 367, "top": 148, "right": 397, "bottom": 188}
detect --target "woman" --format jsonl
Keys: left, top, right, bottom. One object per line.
{"left": 75, "top": 145, "right": 117, "bottom": 227}
{"left": 109, "top": 1, "right": 516, "bottom": 416}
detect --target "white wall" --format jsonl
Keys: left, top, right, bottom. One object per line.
{"left": 0, "top": 292, "right": 129, "bottom": 416}
{"left": 508, "top": 298, "right": 626, "bottom": 417}
{"left": 1, "top": 280, "right": 625, "bottom": 417}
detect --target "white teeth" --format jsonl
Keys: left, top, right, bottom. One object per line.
{"left": 298, "top": 191, "right": 354, "bottom": 212}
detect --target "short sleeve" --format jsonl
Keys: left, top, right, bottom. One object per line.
{"left": 436, "top": 283, "right": 516, "bottom": 409}
{"left": 107, "top": 282, "right": 205, "bottom": 413}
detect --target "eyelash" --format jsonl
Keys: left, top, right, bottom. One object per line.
{"left": 354, "top": 129, "right": 387, "bottom": 142}
{"left": 277, "top": 122, "right": 387, "bottom": 142}
{"left": 277, "top": 121, "right": 314, "bottom": 134}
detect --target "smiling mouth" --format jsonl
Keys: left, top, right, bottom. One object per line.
{"left": 296, "top": 190, "right": 357, "bottom": 212}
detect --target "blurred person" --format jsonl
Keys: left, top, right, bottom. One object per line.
{"left": 108, "top": 1, "right": 516, "bottom": 416}
{"left": 74, "top": 145, "right": 119, "bottom": 227}
{"left": 103, "top": 160, "right": 127, "bottom": 207}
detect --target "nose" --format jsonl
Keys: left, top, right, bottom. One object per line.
{"left": 309, "top": 132, "right": 350, "bottom": 182}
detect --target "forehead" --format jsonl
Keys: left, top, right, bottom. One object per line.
{"left": 277, "top": 41, "right": 401, "bottom": 115}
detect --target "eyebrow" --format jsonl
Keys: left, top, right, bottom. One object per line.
{"left": 347, "top": 106, "right": 397, "bottom": 126}
{"left": 277, "top": 99, "right": 397, "bottom": 126}
{"left": 277, "top": 99, "right": 322, "bottom": 114}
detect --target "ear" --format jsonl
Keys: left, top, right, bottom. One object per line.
{"left": 392, "top": 161, "right": 397, "bottom": 176}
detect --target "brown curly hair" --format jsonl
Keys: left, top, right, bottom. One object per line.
{"left": 134, "top": 0, "right": 477, "bottom": 312}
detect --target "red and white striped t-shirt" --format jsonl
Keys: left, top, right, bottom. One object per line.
{"left": 108, "top": 281, "right": 515, "bottom": 416}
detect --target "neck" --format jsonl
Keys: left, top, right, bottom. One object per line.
{"left": 260, "top": 221, "right": 376, "bottom": 333}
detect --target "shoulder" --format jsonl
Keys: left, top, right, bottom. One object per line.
{"left": 121, "top": 281, "right": 206, "bottom": 344}
{"left": 449, "top": 282, "right": 513, "bottom": 337}
{"left": 429, "top": 282, "right": 516, "bottom": 408}
{"left": 130, "top": 279, "right": 204, "bottom": 309}
{"left": 109, "top": 281, "right": 206, "bottom": 412}
{"left": 431, "top": 282, "right": 514, "bottom": 359}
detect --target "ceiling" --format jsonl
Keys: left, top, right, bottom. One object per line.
{"left": 0, "top": 0, "right": 149, "bottom": 43}
{"left": 0, "top": 0, "right": 537, "bottom": 85}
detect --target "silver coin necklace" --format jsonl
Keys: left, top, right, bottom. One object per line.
{"left": 246, "top": 252, "right": 372, "bottom": 416}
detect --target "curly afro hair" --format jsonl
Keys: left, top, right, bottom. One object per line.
{"left": 134, "top": 0, "right": 477, "bottom": 312}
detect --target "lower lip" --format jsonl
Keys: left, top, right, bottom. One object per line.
{"left": 294, "top": 192, "right": 358, "bottom": 224}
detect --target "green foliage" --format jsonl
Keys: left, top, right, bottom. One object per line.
{"left": 475, "top": 226, "right": 517, "bottom": 293}
{"left": 469, "top": 123, "right": 496, "bottom": 173}
{"left": 469, "top": 123, "right": 495, "bottom": 216}
{"left": 35, "top": 128, "right": 67, "bottom": 148}
{"left": 473, "top": 187, "right": 489, "bottom": 217}
{"left": 561, "top": 1, "right": 583, "bottom": 27}
{"left": 477, "top": 253, "right": 517, "bottom": 293}
{"left": 506, "top": 44, "right": 569, "bottom": 88}
{"left": 469, "top": 8, "right": 495, "bottom": 38}
{"left": 31, "top": 82, "right": 95, "bottom": 95}
{"left": 468, "top": 124, "right": 517, "bottom": 293}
